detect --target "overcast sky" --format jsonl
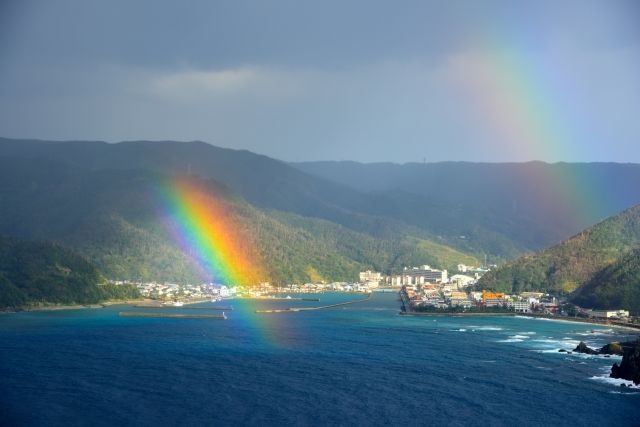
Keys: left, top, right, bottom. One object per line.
{"left": 0, "top": 0, "right": 639, "bottom": 162}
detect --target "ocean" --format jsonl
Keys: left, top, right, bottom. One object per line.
{"left": 0, "top": 293, "right": 638, "bottom": 426}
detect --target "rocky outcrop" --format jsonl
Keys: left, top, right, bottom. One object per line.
{"left": 574, "top": 342, "right": 599, "bottom": 355}
{"left": 610, "top": 339, "right": 640, "bottom": 385}
{"left": 573, "top": 341, "right": 627, "bottom": 356}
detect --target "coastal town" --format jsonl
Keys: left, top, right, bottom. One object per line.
{"left": 109, "top": 262, "right": 637, "bottom": 326}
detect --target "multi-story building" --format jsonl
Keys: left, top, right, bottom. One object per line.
{"left": 359, "top": 270, "right": 383, "bottom": 283}
{"left": 390, "top": 265, "right": 448, "bottom": 286}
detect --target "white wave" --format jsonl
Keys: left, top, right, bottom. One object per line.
{"left": 590, "top": 374, "right": 639, "bottom": 389}
{"left": 499, "top": 338, "right": 524, "bottom": 343}
{"left": 518, "top": 331, "right": 537, "bottom": 335}
{"left": 475, "top": 326, "right": 503, "bottom": 331}
{"left": 452, "top": 328, "right": 467, "bottom": 332}
{"left": 510, "top": 334, "right": 531, "bottom": 339}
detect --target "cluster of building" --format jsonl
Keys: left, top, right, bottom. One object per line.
{"left": 401, "top": 286, "right": 556, "bottom": 312}
{"left": 111, "top": 280, "right": 238, "bottom": 301}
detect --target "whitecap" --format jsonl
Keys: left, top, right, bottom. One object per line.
{"left": 590, "top": 374, "right": 639, "bottom": 389}
{"left": 498, "top": 338, "right": 523, "bottom": 343}
{"left": 510, "top": 334, "right": 531, "bottom": 339}
{"left": 476, "top": 326, "right": 503, "bottom": 331}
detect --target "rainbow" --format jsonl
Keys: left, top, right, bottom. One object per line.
{"left": 156, "top": 176, "right": 264, "bottom": 285}
{"left": 449, "top": 39, "right": 603, "bottom": 230}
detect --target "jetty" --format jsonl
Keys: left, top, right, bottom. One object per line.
{"left": 119, "top": 311, "right": 227, "bottom": 320}
{"left": 133, "top": 305, "right": 232, "bottom": 311}
{"left": 255, "top": 293, "right": 372, "bottom": 314}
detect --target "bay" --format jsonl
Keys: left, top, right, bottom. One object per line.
{"left": 0, "top": 293, "right": 638, "bottom": 426}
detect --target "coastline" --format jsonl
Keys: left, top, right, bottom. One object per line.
{"left": 1, "top": 299, "right": 151, "bottom": 314}
{"left": 400, "top": 310, "right": 640, "bottom": 331}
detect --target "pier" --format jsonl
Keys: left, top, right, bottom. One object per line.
{"left": 255, "top": 293, "right": 372, "bottom": 314}
{"left": 119, "top": 311, "right": 227, "bottom": 319}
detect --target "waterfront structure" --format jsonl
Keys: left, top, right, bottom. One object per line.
{"left": 391, "top": 265, "right": 448, "bottom": 286}
{"left": 510, "top": 301, "right": 531, "bottom": 313}
{"left": 590, "top": 309, "right": 630, "bottom": 319}
{"left": 482, "top": 290, "right": 506, "bottom": 307}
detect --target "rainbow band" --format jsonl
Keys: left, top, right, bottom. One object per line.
{"left": 158, "top": 177, "right": 263, "bottom": 285}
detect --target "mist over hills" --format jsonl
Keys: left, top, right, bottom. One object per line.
{"left": 295, "top": 160, "right": 640, "bottom": 251}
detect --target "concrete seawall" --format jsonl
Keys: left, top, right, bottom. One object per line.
{"left": 255, "top": 293, "right": 372, "bottom": 314}
{"left": 119, "top": 311, "right": 227, "bottom": 319}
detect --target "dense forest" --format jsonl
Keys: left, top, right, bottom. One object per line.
{"left": 572, "top": 248, "right": 640, "bottom": 313}
{"left": 0, "top": 236, "right": 138, "bottom": 308}
{"left": 0, "top": 155, "right": 478, "bottom": 285}
{"left": 478, "top": 205, "right": 640, "bottom": 313}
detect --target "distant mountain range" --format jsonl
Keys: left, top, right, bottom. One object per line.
{"left": 478, "top": 204, "right": 640, "bottom": 313}
{"left": 294, "top": 160, "right": 640, "bottom": 252}
{"left": 1, "top": 137, "right": 640, "bottom": 302}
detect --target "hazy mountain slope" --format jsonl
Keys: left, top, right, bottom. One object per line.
{"left": 0, "top": 138, "right": 536, "bottom": 259}
{"left": 0, "top": 156, "right": 477, "bottom": 283}
{"left": 477, "top": 205, "right": 640, "bottom": 295}
{"left": 295, "top": 160, "right": 640, "bottom": 250}
{"left": 0, "top": 236, "right": 138, "bottom": 308}
{"left": 571, "top": 248, "right": 640, "bottom": 313}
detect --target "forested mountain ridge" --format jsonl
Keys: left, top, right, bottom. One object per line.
{"left": 0, "top": 137, "right": 582, "bottom": 261}
{"left": 0, "top": 154, "right": 477, "bottom": 284}
{"left": 0, "top": 236, "right": 138, "bottom": 308}
{"left": 477, "top": 204, "right": 640, "bottom": 312}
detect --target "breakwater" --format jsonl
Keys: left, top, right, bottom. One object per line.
{"left": 255, "top": 293, "right": 371, "bottom": 314}
{"left": 119, "top": 311, "right": 227, "bottom": 319}
{"left": 134, "top": 305, "right": 232, "bottom": 311}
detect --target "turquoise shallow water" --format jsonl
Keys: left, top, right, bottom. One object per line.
{"left": 0, "top": 293, "right": 639, "bottom": 426}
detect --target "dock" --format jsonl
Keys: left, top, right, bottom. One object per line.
{"left": 255, "top": 293, "right": 372, "bottom": 314}
{"left": 119, "top": 311, "right": 227, "bottom": 319}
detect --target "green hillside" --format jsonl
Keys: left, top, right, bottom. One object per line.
{"left": 0, "top": 138, "right": 550, "bottom": 261}
{"left": 477, "top": 204, "right": 640, "bottom": 295}
{"left": 0, "top": 236, "right": 138, "bottom": 309}
{"left": 571, "top": 248, "right": 640, "bottom": 314}
{"left": 0, "top": 156, "right": 477, "bottom": 284}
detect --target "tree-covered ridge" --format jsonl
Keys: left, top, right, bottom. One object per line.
{"left": 477, "top": 204, "right": 640, "bottom": 295}
{"left": 571, "top": 248, "right": 640, "bottom": 314}
{"left": 0, "top": 156, "right": 478, "bottom": 285}
{"left": 0, "top": 236, "right": 138, "bottom": 308}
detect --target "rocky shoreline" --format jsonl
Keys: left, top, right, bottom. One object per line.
{"left": 572, "top": 339, "right": 640, "bottom": 385}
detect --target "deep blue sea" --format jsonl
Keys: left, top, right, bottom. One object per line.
{"left": 1, "top": 293, "right": 639, "bottom": 426}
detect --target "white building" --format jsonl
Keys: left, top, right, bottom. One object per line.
{"left": 450, "top": 274, "right": 475, "bottom": 289}
{"left": 391, "top": 265, "right": 448, "bottom": 286}
{"left": 359, "top": 270, "right": 383, "bottom": 283}
{"left": 590, "top": 309, "right": 629, "bottom": 319}
{"left": 510, "top": 301, "right": 531, "bottom": 313}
